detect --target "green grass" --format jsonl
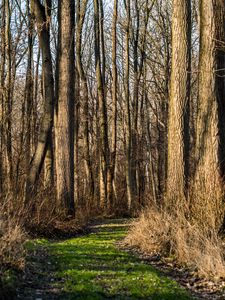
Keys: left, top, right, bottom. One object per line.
{"left": 24, "top": 219, "right": 193, "bottom": 299}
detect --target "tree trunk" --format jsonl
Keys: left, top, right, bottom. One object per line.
{"left": 94, "top": 0, "right": 109, "bottom": 210}
{"left": 76, "top": 0, "right": 94, "bottom": 203}
{"left": 5, "top": 0, "right": 13, "bottom": 191}
{"left": 131, "top": 0, "right": 139, "bottom": 203}
{"left": 124, "top": 0, "right": 134, "bottom": 214}
{"left": 166, "top": 0, "right": 191, "bottom": 210}
{"left": 55, "top": 0, "right": 75, "bottom": 216}
{"left": 25, "top": 0, "right": 54, "bottom": 206}
{"left": 193, "top": 0, "right": 225, "bottom": 229}
{"left": 107, "top": 0, "right": 118, "bottom": 210}
{"left": 0, "top": 1, "right": 6, "bottom": 194}
{"left": 74, "top": 68, "right": 80, "bottom": 206}
{"left": 24, "top": 1, "right": 34, "bottom": 178}
{"left": 44, "top": 134, "right": 54, "bottom": 187}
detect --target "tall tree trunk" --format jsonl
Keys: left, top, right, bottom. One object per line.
{"left": 135, "top": 0, "right": 151, "bottom": 205}
{"left": 166, "top": 0, "right": 191, "bottom": 210}
{"left": 32, "top": 46, "right": 40, "bottom": 151}
{"left": 193, "top": 0, "right": 225, "bottom": 229}
{"left": 76, "top": 0, "right": 94, "bottom": 203}
{"left": 25, "top": 0, "right": 54, "bottom": 206}
{"left": 5, "top": 0, "right": 13, "bottom": 191}
{"left": 107, "top": 0, "right": 118, "bottom": 210}
{"left": 130, "top": 0, "right": 140, "bottom": 204}
{"left": 94, "top": 0, "right": 109, "bottom": 209}
{"left": 24, "top": 0, "right": 34, "bottom": 178}
{"left": 74, "top": 68, "right": 80, "bottom": 205}
{"left": 0, "top": 0, "right": 6, "bottom": 194}
{"left": 55, "top": 0, "right": 75, "bottom": 216}
{"left": 99, "top": 0, "right": 106, "bottom": 88}
{"left": 124, "top": 0, "right": 134, "bottom": 214}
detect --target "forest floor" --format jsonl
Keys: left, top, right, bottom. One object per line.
{"left": 15, "top": 219, "right": 193, "bottom": 300}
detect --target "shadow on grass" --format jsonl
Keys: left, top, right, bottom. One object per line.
{"left": 19, "top": 219, "right": 192, "bottom": 300}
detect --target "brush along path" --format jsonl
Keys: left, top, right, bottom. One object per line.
{"left": 18, "top": 219, "right": 192, "bottom": 299}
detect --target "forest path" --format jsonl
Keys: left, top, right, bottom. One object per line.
{"left": 17, "top": 219, "right": 192, "bottom": 300}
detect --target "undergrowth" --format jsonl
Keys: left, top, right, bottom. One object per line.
{"left": 0, "top": 213, "right": 26, "bottom": 299}
{"left": 0, "top": 191, "right": 90, "bottom": 299}
{"left": 125, "top": 207, "right": 225, "bottom": 279}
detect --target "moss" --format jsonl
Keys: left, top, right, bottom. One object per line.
{"left": 28, "top": 220, "right": 192, "bottom": 299}
{"left": 25, "top": 238, "right": 49, "bottom": 250}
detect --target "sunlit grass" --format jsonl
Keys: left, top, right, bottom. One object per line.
{"left": 28, "top": 220, "right": 192, "bottom": 299}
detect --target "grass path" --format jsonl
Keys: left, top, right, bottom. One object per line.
{"left": 19, "top": 219, "right": 193, "bottom": 299}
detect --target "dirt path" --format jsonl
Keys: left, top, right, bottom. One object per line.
{"left": 17, "top": 219, "right": 192, "bottom": 299}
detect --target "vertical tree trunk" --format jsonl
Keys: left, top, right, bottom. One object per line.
{"left": 131, "top": 0, "right": 140, "bottom": 203}
{"left": 44, "top": 135, "right": 54, "bottom": 187}
{"left": 25, "top": 0, "right": 54, "bottom": 206}
{"left": 0, "top": 0, "right": 6, "bottom": 194}
{"left": 166, "top": 0, "right": 191, "bottom": 210}
{"left": 156, "top": 8, "right": 171, "bottom": 199}
{"left": 135, "top": 0, "right": 151, "bottom": 204}
{"left": 107, "top": 0, "right": 118, "bottom": 210}
{"left": 76, "top": 0, "right": 94, "bottom": 203}
{"left": 193, "top": 0, "right": 225, "bottom": 229}
{"left": 24, "top": 0, "right": 34, "bottom": 178}
{"left": 74, "top": 68, "right": 80, "bottom": 205}
{"left": 124, "top": 0, "right": 134, "bottom": 214}
{"left": 157, "top": 102, "right": 168, "bottom": 198}
{"left": 55, "top": 0, "right": 75, "bottom": 216}
{"left": 94, "top": 0, "right": 109, "bottom": 209}
{"left": 99, "top": 0, "right": 106, "bottom": 88}
{"left": 43, "top": 0, "right": 55, "bottom": 190}
{"left": 5, "top": 0, "right": 13, "bottom": 191}
{"left": 146, "top": 115, "right": 157, "bottom": 205}
{"left": 32, "top": 46, "right": 40, "bottom": 151}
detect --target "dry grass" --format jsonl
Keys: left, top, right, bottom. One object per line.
{"left": 0, "top": 206, "right": 26, "bottom": 270}
{"left": 22, "top": 188, "right": 92, "bottom": 238}
{"left": 125, "top": 206, "right": 225, "bottom": 279}
{"left": 0, "top": 209, "right": 26, "bottom": 299}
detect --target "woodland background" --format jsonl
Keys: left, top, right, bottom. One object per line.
{"left": 0, "top": 0, "right": 225, "bottom": 295}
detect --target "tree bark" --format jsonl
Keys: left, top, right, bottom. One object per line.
{"left": 0, "top": 0, "right": 6, "bottom": 194}
{"left": 166, "top": 0, "right": 191, "bottom": 210}
{"left": 25, "top": 0, "right": 54, "bottom": 206}
{"left": 107, "top": 0, "right": 118, "bottom": 210}
{"left": 94, "top": 0, "right": 110, "bottom": 209}
{"left": 76, "top": 0, "right": 94, "bottom": 202}
{"left": 124, "top": 0, "right": 134, "bottom": 214}
{"left": 55, "top": 0, "right": 75, "bottom": 216}
{"left": 193, "top": 0, "right": 225, "bottom": 229}
{"left": 5, "top": 0, "right": 13, "bottom": 191}
{"left": 24, "top": 1, "right": 34, "bottom": 178}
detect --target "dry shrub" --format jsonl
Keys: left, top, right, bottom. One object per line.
{"left": 125, "top": 207, "right": 225, "bottom": 278}
{"left": 23, "top": 188, "right": 90, "bottom": 238}
{"left": 191, "top": 175, "right": 225, "bottom": 231}
{"left": 0, "top": 218, "right": 26, "bottom": 270}
{"left": 0, "top": 197, "right": 26, "bottom": 300}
